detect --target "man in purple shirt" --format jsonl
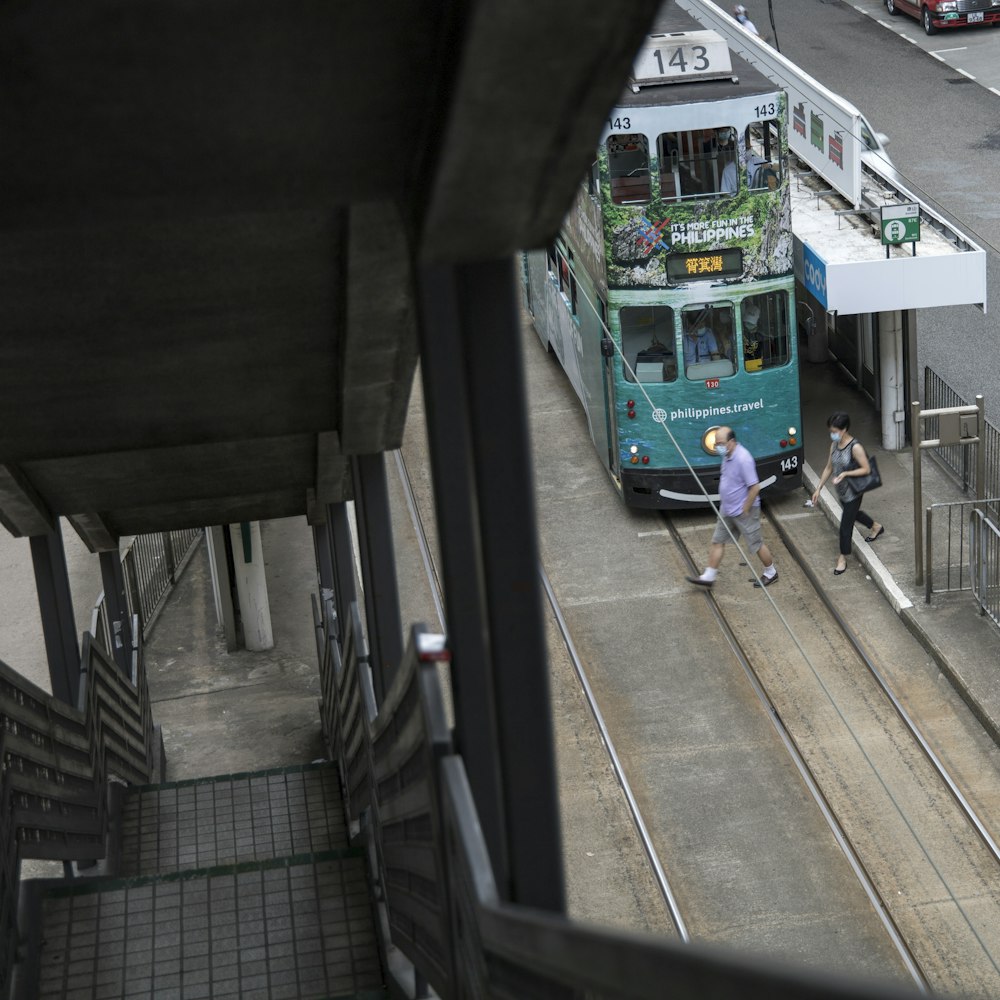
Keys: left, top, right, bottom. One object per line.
{"left": 686, "top": 426, "right": 777, "bottom": 588}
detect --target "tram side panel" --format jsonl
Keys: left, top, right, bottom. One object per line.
{"left": 523, "top": 244, "right": 614, "bottom": 480}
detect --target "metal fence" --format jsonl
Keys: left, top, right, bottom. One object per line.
{"left": 970, "top": 510, "right": 1000, "bottom": 629}
{"left": 91, "top": 529, "right": 203, "bottom": 651}
{"left": 924, "top": 368, "right": 1000, "bottom": 516}
{"left": 925, "top": 496, "right": 1000, "bottom": 615}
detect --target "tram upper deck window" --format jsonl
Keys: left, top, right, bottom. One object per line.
{"left": 658, "top": 127, "right": 738, "bottom": 201}
{"left": 620, "top": 306, "right": 676, "bottom": 383}
{"left": 741, "top": 292, "right": 790, "bottom": 372}
{"left": 608, "top": 134, "right": 650, "bottom": 205}
{"left": 681, "top": 304, "right": 735, "bottom": 380}
{"left": 745, "top": 119, "right": 782, "bottom": 191}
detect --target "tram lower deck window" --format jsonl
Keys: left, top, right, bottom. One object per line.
{"left": 620, "top": 306, "right": 676, "bottom": 383}
{"left": 682, "top": 304, "right": 735, "bottom": 379}
{"left": 741, "top": 292, "right": 790, "bottom": 372}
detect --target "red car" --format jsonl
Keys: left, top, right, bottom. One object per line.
{"left": 885, "top": 0, "right": 1000, "bottom": 33}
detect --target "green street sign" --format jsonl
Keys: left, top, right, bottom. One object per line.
{"left": 881, "top": 203, "right": 920, "bottom": 245}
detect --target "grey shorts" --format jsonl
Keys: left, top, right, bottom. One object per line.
{"left": 711, "top": 507, "right": 763, "bottom": 553}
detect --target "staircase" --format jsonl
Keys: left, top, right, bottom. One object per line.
{"left": 18, "top": 763, "right": 386, "bottom": 1000}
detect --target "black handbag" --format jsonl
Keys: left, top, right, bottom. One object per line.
{"left": 843, "top": 448, "right": 882, "bottom": 501}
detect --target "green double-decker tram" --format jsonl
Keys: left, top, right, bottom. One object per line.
{"left": 523, "top": 4, "right": 802, "bottom": 509}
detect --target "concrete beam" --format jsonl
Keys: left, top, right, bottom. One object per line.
{"left": 0, "top": 463, "right": 55, "bottom": 537}
{"left": 67, "top": 512, "right": 119, "bottom": 553}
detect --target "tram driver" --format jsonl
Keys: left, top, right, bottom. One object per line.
{"left": 683, "top": 311, "right": 721, "bottom": 366}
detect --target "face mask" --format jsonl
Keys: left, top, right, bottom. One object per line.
{"left": 716, "top": 444, "right": 728, "bottom": 457}
{"left": 830, "top": 432, "right": 842, "bottom": 442}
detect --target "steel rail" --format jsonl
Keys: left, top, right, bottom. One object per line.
{"left": 392, "top": 449, "right": 446, "bottom": 632}
{"left": 662, "top": 512, "right": 928, "bottom": 992}
{"left": 767, "top": 505, "right": 1000, "bottom": 871}
{"left": 393, "top": 445, "right": 691, "bottom": 940}
{"left": 537, "top": 566, "right": 691, "bottom": 943}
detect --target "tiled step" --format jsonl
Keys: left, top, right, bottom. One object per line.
{"left": 31, "top": 850, "right": 385, "bottom": 1000}
{"left": 115, "top": 762, "right": 347, "bottom": 877}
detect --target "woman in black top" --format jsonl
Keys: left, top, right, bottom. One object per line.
{"left": 811, "top": 412, "right": 885, "bottom": 575}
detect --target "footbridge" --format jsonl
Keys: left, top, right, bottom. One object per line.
{"left": 0, "top": 2, "right": 913, "bottom": 997}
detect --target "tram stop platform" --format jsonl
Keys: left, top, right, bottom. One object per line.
{"left": 790, "top": 357, "right": 1000, "bottom": 745}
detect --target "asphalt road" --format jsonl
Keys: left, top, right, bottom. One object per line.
{"left": 851, "top": 0, "right": 1000, "bottom": 94}
{"left": 756, "top": 0, "right": 1000, "bottom": 247}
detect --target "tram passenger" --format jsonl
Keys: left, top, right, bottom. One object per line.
{"left": 685, "top": 427, "right": 778, "bottom": 589}
{"left": 715, "top": 312, "right": 735, "bottom": 361}
{"left": 721, "top": 159, "right": 738, "bottom": 195}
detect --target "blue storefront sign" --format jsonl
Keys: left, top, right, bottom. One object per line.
{"left": 802, "top": 242, "right": 828, "bottom": 309}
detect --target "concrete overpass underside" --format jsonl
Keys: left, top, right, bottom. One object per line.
{"left": 0, "top": 0, "right": 661, "bottom": 551}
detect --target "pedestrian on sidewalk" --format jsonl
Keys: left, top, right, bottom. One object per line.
{"left": 811, "top": 411, "right": 885, "bottom": 575}
{"left": 686, "top": 426, "right": 778, "bottom": 589}
{"left": 732, "top": 4, "right": 761, "bottom": 37}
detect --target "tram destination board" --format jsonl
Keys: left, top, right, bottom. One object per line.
{"left": 666, "top": 248, "right": 743, "bottom": 282}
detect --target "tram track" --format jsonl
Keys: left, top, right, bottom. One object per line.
{"left": 395, "top": 428, "right": 923, "bottom": 976}
{"left": 667, "top": 501, "right": 1000, "bottom": 997}
{"left": 395, "top": 334, "right": 1000, "bottom": 993}
{"left": 662, "top": 509, "right": 926, "bottom": 989}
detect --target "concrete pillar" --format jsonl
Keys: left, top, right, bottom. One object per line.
{"left": 207, "top": 525, "right": 238, "bottom": 652}
{"left": 878, "top": 309, "right": 906, "bottom": 451}
{"left": 228, "top": 521, "right": 273, "bottom": 651}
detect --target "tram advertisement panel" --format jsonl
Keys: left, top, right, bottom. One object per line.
{"left": 600, "top": 94, "right": 790, "bottom": 289}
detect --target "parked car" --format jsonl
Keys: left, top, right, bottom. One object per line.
{"left": 885, "top": 0, "right": 1000, "bottom": 35}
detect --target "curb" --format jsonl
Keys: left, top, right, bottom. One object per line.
{"left": 802, "top": 462, "right": 912, "bottom": 613}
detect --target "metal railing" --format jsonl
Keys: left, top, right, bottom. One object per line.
{"left": 0, "top": 619, "right": 157, "bottom": 999}
{"left": 91, "top": 529, "right": 203, "bottom": 651}
{"left": 924, "top": 368, "right": 1000, "bottom": 517}
{"left": 925, "top": 497, "right": 1000, "bottom": 618}
{"left": 313, "top": 601, "right": 911, "bottom": 999}
{"left": 971, "top": 510, "right": 1000, "bottom": 629}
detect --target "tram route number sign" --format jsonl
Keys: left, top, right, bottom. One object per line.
{"left": 880, "top": 204, "right": 920, "bottom": 246}
{"left": 631, "top": 31, "right": 733, "bottom": 88}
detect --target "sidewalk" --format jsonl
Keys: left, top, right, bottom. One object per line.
{"left": 140, "top": 517, "right": 326, "bottom": 781}
{"left": 794, "top": 358, "right": 1000, "bottom": 743}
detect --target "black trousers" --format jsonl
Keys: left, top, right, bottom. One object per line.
{"left": 839, "top": 495, "right": 874, "bottom": 555}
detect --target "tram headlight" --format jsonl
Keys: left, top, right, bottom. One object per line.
{"left": 701, "top": 426, "right": 723, "bottom": 456}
